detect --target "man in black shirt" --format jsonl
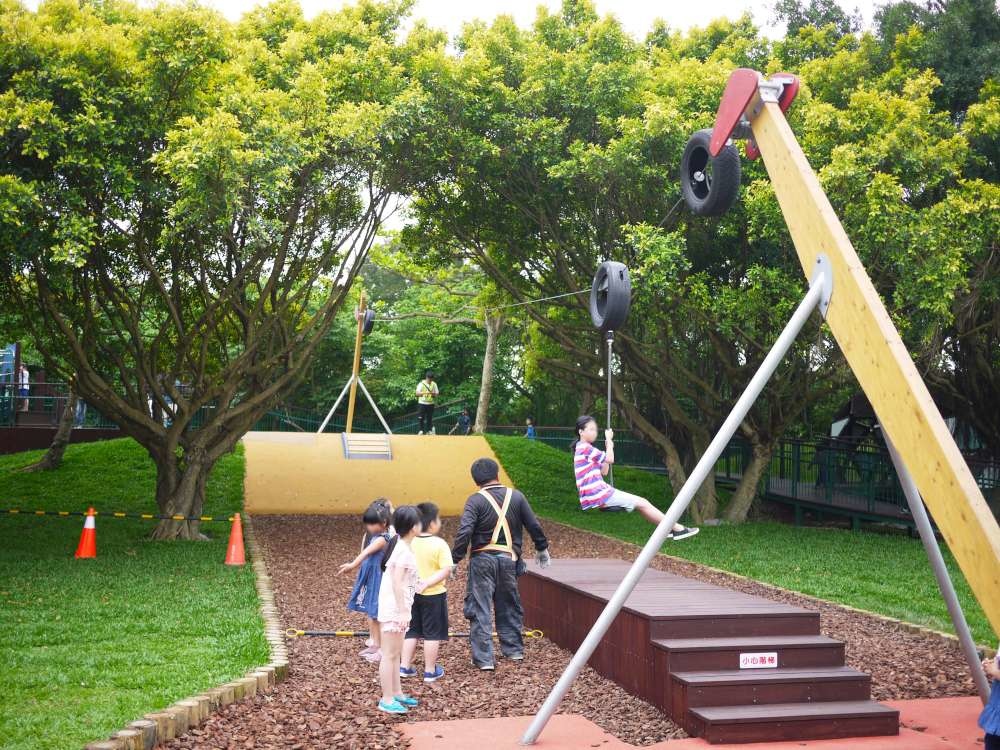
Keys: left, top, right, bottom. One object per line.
{"left": 451, "top": 457, "right": 550, "bottom": 670}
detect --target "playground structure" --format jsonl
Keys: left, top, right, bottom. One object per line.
{"left": 242, "top": 282, "right": 514, "bottom": 515}
{"left": 235, "top": 67, "right": 1000, "bottom": 747}
{"left": 316, "top": 291, "right": 390, "bottom": 437}
{"left": 521, "top": 559, "right": 898, "bottom": 743}
{"left": 519, "top": 68, "right": 1000, "bottom": 745}
{"left": 242, "top": 431, "right": 511, "bottom": 515}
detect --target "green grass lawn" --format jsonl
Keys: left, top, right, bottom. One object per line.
{"left": 0, "top": 439, "right": 268, "bottom": 750}
{"left": 488, "top": 435, "right": 995, "bottom": 646}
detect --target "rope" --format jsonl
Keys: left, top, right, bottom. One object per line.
{"left": 2, "top": 508, "right": 234, "bottom": 522}
{"left": 286, "top": 628, "right": 545, "bottom": 639}
{"left": 376, "top": 197, "right": 685, "bottom": 324}
{"left": 656, "top": 196, "right": 685, "bottom": 229}
{"left": 481, "top": 289, "right": 588, "bottom": 313}
{"left": 377, "top": 289, "right": 589, "bottom": 322}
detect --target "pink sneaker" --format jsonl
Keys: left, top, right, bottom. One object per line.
{"left": 363, "top": 649, "right": 382, "bottom": 664}
{"left": 358, "top": 644, "right": 378, "bottom": 657}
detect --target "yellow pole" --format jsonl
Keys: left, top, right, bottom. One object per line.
{"left": 751, "top": 99, "right": 1000, "bottom": 637}
{"left": 345, "top": 292, "right": 365, "bottom": 434}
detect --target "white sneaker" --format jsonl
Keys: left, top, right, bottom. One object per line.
{"left": 430, "top": 428, "right": 436, "bottom": 435}
{"left": 417, "top": 430, "right": 423, "bottom": 435}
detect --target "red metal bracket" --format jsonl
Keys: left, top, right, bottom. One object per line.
{"left": 709, "top": 69, "right": 800, "bottom": 160}
{"left": 709, "top": 68, "right": 759, "bottom": 157}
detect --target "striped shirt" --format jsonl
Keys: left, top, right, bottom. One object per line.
{"left": 574, "top": 442, "right": 614, "bottom": 509}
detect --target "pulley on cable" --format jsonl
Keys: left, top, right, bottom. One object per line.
{"left": 588, "top": 261, "right": 632, "bottom": 487}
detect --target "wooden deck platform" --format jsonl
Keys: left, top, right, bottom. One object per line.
{"left": 520, "top": 559, "right": 899, "bottom": 744}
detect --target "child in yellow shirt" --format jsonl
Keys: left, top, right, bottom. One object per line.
{"left": 400, "top": 502, "right": 452, "bottom": 682}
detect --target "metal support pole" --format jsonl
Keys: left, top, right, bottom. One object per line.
{"left": 316, "top": 378, "right": 353, "bottom": 434}
{"left": 521, "top": 276, "right": 827, "bottom": 745}
{"left": 606, "top": 330, "right": 615, "bottom": 487}
{"left": 356, "top": 377, "right": 393, "bottom": 435}
{"left": 883, "top": 433, "right": 990, "bottom": 704}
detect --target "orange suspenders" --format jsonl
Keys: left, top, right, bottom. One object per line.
{"left": 472, "top": 487, "right": 517, "bottom": 561}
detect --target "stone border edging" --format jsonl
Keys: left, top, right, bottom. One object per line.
{"left": 84, "top": 514, "right": 289, "bottom": 750}
{"left": 551, "top": 519, "right": 996, "bottom": 659}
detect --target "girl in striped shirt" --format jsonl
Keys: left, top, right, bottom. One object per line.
{"left": 571, "top": 415, "right": 698, "bottom": 540}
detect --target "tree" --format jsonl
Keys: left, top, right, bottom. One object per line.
{"left": 367, "top": 241, "right": 517, "bottom": 431}
{"left": 874, "top": 0, "right": 1000, "bottom": 115}
{"left": 0, "top": 0, "right": 431, "bottom": 537}
{"left": 0, "top": 304, "right": 79, "bottom": 471}
{"left": 772, "top": 0, "right": 862, "bottom": 37}
{"left": 402, "top": 2, "right": 813, "bottom": 521}
{"left": 403, "top": 0, "right": 997, "bottom": 523}
{"left": 20, "top": 391, "right": 77, "bottom": 472}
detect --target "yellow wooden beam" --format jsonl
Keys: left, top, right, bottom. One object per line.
{"left": 750, "top": 100, "right": 1000, "bottom": 637}
{"left": 345, "top": 291, "right": 365, "bottom": 434}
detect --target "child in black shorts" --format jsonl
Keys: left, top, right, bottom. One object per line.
{"left": 400, "top": 502, "right": 453, "bottom": 682}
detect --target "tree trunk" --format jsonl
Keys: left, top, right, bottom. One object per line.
{"left": 690, "top": 482, "right": 719, "bottom": 524}
{"left": 687, "top": 433, "right": 719, "bottom": 522}
{"left": 722, "top": 441, "right": 775, "bottom": 523}
{"left": 149, "top": 448, "right": 214, "bottom": 540}
{"left": 474, "top": 313, "right": 503, "bottom": 434}
{"left": 20, "top": 392, "right": 78, "bottom": 472}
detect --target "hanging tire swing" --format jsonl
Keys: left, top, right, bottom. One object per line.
{"left": 362, "top": 308, "right": 376, "bottom": 335}
{"left": 679, "top": 128, "right": 742, "bottom": 217}
{"left": 589, "top": 261, "right": 632, "bottom": 332}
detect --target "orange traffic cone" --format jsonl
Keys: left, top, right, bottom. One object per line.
{"left": 75, "top": 507, "right": 97, "bottom": 559}
{"left": 225, "top": 512, "right": 245, "bottom": 566}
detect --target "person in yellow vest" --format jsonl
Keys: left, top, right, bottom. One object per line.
{"left": 415, "top": 370, "right": 439, "bottom": 435}
{"left": 451, "top": 457, "right": 550, "bottom": 671}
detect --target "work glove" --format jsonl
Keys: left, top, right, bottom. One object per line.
{"left": 535, "top": 549, "right": 551, "bottom": 569}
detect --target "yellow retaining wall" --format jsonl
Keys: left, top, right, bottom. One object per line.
{"left": 242, "top": 432, "right": 512, "bottom": 515}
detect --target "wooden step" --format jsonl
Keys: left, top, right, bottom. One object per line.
{"left": 653, "top": 635, "right": 845, "bottom": 671}
{"left": 688, "top": 700, "right": 899, "bottom": 744}
{"left": 671, "top": 666, "right": 872, "bottom": 719}
{"left": 341, "top": 433, "right": 392, "bottom": 460}
{"left": 649, "top": 611, "right": 820, "bottom": 639}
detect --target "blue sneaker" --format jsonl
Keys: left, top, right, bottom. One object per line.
{"left": 423, "top": 665, "right": 445, "bottom": 683}
{"left": 399, "top": 666, "right": 418, "bottom": 679}
{"left": 377, "top": 698, "right": 407, "bottom": 714}
{"left": 395, "top": 693, "right": 419, "bottom": 707}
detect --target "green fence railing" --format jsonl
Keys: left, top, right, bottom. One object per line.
{"left": 5, "top": 383, "right": 997, "bottom": 525}
{"left": 716, "top": 437, "right": 999, "bottom": 517}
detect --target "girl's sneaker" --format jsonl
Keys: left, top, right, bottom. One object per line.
{"left": 423, "top": 665, "right": 445, "bottom": 682}
{"left": 671, "top": 526, "right": 700, "bottom": 541}
{"left": 399, "top": 666, "right": 418, "bottom": 678}
{"left": 377, "top": 698, "right": 408, "bottom": 714}
{"left": 358, "top": 644, "right": 378, "bottom": 657}
{"left": 395, "top": 694, "right": 419, "bottom": 707}
{"left": 363, "top": 649, "right": 382, "bottom": 664}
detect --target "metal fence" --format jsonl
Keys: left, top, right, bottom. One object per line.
{"left": 0, "top": 388, "right": 120, "bottom": 429}
{"left": 716, "top": 437, "right": 999, "bottom": 516}
{"left": 4, "top": 382, "right": 997, "bottom": 522}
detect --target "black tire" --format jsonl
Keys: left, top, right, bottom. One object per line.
{"left": 679, "top": 128, "right": 741, "bottom": 217}
{"left": 590, "top": 261, "right": 631, "bottom": 332}
{"left": 362, "top": 308, "right": 375, "bottom": 335}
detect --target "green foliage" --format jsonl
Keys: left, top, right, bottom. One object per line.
{"left": 0, "top": 0, "right": 437, "bottom": 529}
{"left": 396, "top": 0, "right": 1000, "bottom": 524}
{"left": 773, "top": 0, "right": 862, "bottom": 38}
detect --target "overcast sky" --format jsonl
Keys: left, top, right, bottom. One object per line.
{"left": 25, "top": 0, "right": 882, "bottom": 37}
